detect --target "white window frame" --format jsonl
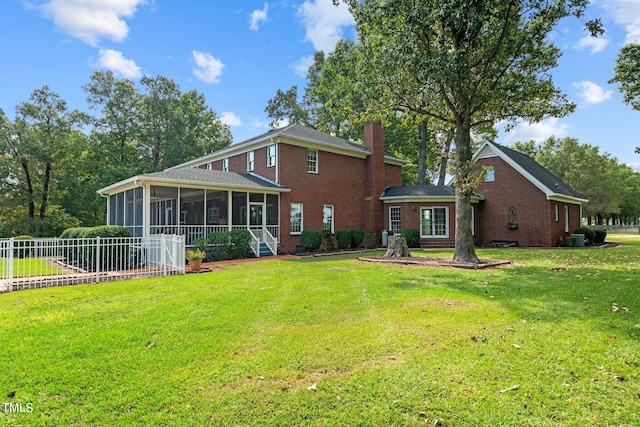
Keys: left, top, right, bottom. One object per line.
{"left": 564, "top": 206, "right": 569, "bottom": 233}
{"left": 471, "top": 206, "right": 475, "bottom": 236}
{"left": 247, "top": 151, "right": 254, "bottom": 171}
{"left": 222, "top": 158, "right": 229, "bottom": 172}
{"left": 485, "top": 168, "right": 495, "bottom": 182}
{"left": 389, "top": 206, "right": 401, "bottom": 235}
{"left": 555, "top": 204, "right": 559, "bottom": 222}
{"left": 267, "top": 144, "right": 276, "bottom": 168}
{"left": 308, "top": 149, "right": 318, "bottom": 174}
{"left": 290, "top": 203, "right": 303, "bottom": 235}
{"left": 420, "top": 206, "right": 449, "bottom": 238}
{"left": 206, "top": 163, "right": 212, "bottom": 170}
{"left": 323, "top": 204, "right": 334, "bottom": 234}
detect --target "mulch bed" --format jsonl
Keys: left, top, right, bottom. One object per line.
{"left": 358, "top": 256, "right": 512, "bottom": 270}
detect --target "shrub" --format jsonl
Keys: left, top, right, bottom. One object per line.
{"left": 574, "top": 227, "right": 596, "bottom": 244}
{"left": 351, "top": 229, "right": 364, "bottom": 249}
{"left": 336, "top": 230, "right": 352, "bottom": 250}
{"left": 366, "top": 230, "right": 377, "bottom": 248}
{"left": 230, "top": 229, "right": 252, "bottom": 259}
{"left": 593, "top": 228, "right": 607, "bottom": 244}
{"left": 300, "top": 229, "right": 323, "bottom": 252}
{"left": 207, "top": 231, "right": 231, "bottom": 261}
{"left": 323, "top": 229, "right": 334, "bottom": 250}
{"left": 72, "top": 226, "right": 131, "bottom": 271}
{"left": 59, "top": 227, "right": 90, "bottom": 239}
{"left": 401, "top": 228, "right": 421, "bottom": 248}
{"left": 566, "top": 236, "right": 577, "bottom": 247}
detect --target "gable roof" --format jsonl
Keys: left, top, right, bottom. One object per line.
{"left": 98, "top": 168, "right": 289, "bottom": 196}
{"left": 473, "top": 141, "right": 587, "bottom": 203}
{"left": 168, "top": 123, "right": 407, "bottom": 170}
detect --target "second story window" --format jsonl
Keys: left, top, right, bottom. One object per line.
{"left": 267, "top": 144, "right": 276, "bottom": 167}
{"left": 308, "top": 149, "right": 318, "bottom": 173}
{"left": 485, "top": 168, "right": 495, "bottom": 182}
{"left": 247, "top": 151, "right": 254, "bottom": 172}
{"left": 222, "top": 158, "right": 228, "bottom": 172}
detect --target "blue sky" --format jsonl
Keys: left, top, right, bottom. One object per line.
{"left": 1, "top": 0, "right": 639, "bottom": 170}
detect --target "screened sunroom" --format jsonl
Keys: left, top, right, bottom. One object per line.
{"left": 98, "top": 169, "right": 289, "bottom": 255}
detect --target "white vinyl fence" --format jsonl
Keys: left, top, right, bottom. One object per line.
{"left": 0, "top": 235, "right": 185, "bottom": 293}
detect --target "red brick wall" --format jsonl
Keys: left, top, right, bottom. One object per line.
{"left": 385, "top": 163, "right": 403, "bottom": 188}
{"left": 474, "top": 157, "right": 582, "bottom": 246}
{"left": 277, "top": 143, "right": 367, "bottom": 252}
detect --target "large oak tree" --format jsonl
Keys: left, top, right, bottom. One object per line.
{"left": 338, "top": 0, "right": 601, "bottom": 262}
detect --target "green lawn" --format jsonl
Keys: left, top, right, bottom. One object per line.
{"left": 0, "top": 257, "right": 67, "bottom": 278}
{"left": 1, "top": 236, "right": 640, "bottom": 425}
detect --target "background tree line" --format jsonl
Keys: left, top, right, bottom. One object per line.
{"left": 0, "top": 72, "right": 232, "bottom": 237}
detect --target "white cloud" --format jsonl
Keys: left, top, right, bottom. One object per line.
{"left": 219, "top": 112, "right": 241, "bottom": 127}
{"left": 92, "top": 49, "right": 141, "bottom": 78}
{"left": 297, "top": 0, "right": 354, "bottom": 52}
{"left": 34, "top": 0, "right": 145, "bottom": 46}
{"left": 192, "top": 50, "right": 224, "bottom": 84}
{"left": 250, "top": 118, "right": 271, "bottom": 129}
{"left": 628, "top": 162, "right": 640, "bottom": 172}
{"left": 602, "top": 0, "right": 640, "bottom": 44}
{"left": 503, "top": 118, "right": 570, "bottom": 144}
{"left": 574, "top": 36, "right": 609, "bottom": 54}
{"left": 572, "top": 81, "right": 613, "bottom": 105}
{"left": 292, "top": 54, "right": 315, "bottom": 78}
{"left": 249, "top": 3, "right": 268, "bottom": 31}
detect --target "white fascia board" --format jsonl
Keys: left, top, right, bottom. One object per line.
{"left": 276, "top": 135, "right": 369, "bottom": 159}
{"left": 548, "top": 194, "right": 588, "bottom": 204}
{"left": 97, "top": 176, "right": 142, "bottom": 195}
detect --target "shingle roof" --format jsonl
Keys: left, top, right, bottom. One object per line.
{"left": 382, "top": 185, "right": 456, "bottom": 198}
{"left": 381, "top": 185, "right": 484, "bottom": 199}
{"left": 143, "top": 168, "right": 286, "bottom": 190}
{"left": 490, "top": 143, "right": 585, "bottom": 200}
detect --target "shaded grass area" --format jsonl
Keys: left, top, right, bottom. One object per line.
{"left": 1, "top": 236, "right": 640, "bottom": 425}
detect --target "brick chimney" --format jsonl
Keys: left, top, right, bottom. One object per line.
{"left": 363, "top": 122, "right": 385, "bottom": 240}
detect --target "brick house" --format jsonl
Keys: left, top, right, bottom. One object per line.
{"left": 98, "top": 122, "right": 586, "bottom": 254}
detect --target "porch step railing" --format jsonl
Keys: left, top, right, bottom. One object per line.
{"left": 249, "top": 227, "right": 277, "bottom": 256}
{"left": 1, "top": 235, "right": 185, "bottom": 293}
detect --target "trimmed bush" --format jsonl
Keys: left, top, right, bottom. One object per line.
{"left": 566, "top": 236, "right": 577, "bottom": 247}
{"left": 300, "top": 229, "right": 323, "bottom": 252}
{"left": 401, "top": 228, "right": 421, "bottom": 248}
{"left": 230, "top": 229, "right": 252, "bottom": 259}
{"left": 351, "top": 229, "right": 364, "bottom": 249}
{"left": 574, "top": 227, "right": 596, "bottom": 244}
{"left": 336, "top": 230, "right": 352, "bottom": 250}
{"left": 59, "top": 227, "right": 90, "bottom": 239}
{"left": 207, "top": 231, "right": 231, "bottom": 261}
{"left": 593, "top": 228, "right": 607, "bottom": 244}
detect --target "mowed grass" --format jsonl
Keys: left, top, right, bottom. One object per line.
{"left": 0, "top": 258, "right": 67, "bottom": 278}
{"left": 1, "top": 236, "right": 640, "bottom": 426}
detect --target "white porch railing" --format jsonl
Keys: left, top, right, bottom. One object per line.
{"left": 250, "top": 227, "right": 277, "bottom": 256}
{"left": 0, "top": 235, "right": 185, "bottom": 293}
{"left": 151, "top": 225, "right": 280, "bottom": 247}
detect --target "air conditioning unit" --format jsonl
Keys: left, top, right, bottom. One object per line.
{"left": 570, "top": 233, "right": 585, "bottom": 247}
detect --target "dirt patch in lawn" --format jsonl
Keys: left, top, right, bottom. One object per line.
{"left": 358, "top": 256, "right": 512, "bottom": 270}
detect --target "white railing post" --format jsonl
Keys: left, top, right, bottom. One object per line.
{"left": 95, "top": 236, "right": 101, "bottom": 283}
{"left": 162, "top": 234, "right": 167, "bottom": 276}
{"left": 8, "top": 238, "right": 14, "bottom": 292}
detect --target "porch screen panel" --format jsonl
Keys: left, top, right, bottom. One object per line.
{"left": 150, "top": 186, "right": 178, "bottom": 231}
{"left": 266, "top": 194, "right": 278, "bottom": 225}
{"left": 134, "top": 187, "right": 143, "bottom": 236}
{"left": 109, "top": 195, "right": 117, "bottom": 225}
{"left": 116, "top": 192, "right": 125, "bottom": 226}
{"left": 180, "top": 188, "right": 205, "bottom": 225}
{"left": 125, "top": 189, "right": 134, "bottom": 227}
{"left": 232, "top": 192, "right": 247, "bottom": 225}
{"left": 206, "top": 190, "right": 228, "bottom": 225}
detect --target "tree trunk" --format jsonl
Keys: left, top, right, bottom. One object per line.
{"left": 418, "top": 121, "right": 427, "bottom": 186}
{"left": 384, "top": 236, "right": 411, "bottom": 257}
{"left": 453, "top": 114, "right": 479, "bottom": 263}
{"left": 437, "top": 130, "right": 453, "bottom": 186}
